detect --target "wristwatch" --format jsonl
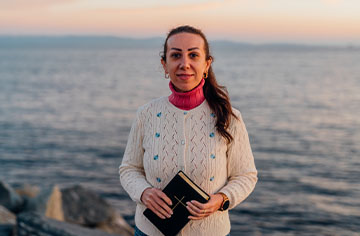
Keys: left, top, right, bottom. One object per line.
{"left": 218, "top": 192, "right": 230, "bottom": 211}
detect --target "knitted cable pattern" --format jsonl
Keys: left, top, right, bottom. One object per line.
{"left": 119, "top": 96, "right": 257, "bottom": 236}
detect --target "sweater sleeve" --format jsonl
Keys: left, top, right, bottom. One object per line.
{"left": 218, "top": 110, "right": 258, "bottom": 209}
{"left": 119, "top": 107, "right": 152, "bottom": 204}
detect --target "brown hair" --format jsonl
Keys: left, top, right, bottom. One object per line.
{"left": 161, "top": 25, "right": 237, "bottom": 143}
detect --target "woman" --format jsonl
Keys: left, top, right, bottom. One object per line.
{"left": 119, "top": 25, "right": 257, "bottom": 236}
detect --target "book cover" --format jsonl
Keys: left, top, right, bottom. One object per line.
{"left": 143, "top": 171, "right": 210, "bottom": 236}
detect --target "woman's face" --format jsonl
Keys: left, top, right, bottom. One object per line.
{"left": 161, "top": 33, "right": 212, "bottom": 92}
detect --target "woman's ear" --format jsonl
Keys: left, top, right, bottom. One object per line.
{"left": 205, "top": 56, "right": 213, "bottom": 72}
{"left": 161, "top": 58, "right": 167, "bottom": 73}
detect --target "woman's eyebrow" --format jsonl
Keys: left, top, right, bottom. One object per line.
{"left": 188, "top": 47, "right": 199, "bottom": 51}
{"left": 170, "top": 47, "right": 200, "bottom": 51}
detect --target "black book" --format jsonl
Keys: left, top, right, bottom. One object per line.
{"left": 143, "top": 171, "right": 210, "bottom": 236}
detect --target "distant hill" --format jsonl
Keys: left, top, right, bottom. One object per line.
{"left": 0, "top": 36, "right": 356, "bottom": 50}
{"left": 0, "top": 36, "right": 164, "bottom": 49}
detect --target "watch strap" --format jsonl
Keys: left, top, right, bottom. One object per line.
{"left": 218, "top": 192, "right": 229, "bottom": 211}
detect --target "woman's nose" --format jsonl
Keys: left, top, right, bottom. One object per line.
{"left": 179, "top": 56, "right": 190, "bottom": 69}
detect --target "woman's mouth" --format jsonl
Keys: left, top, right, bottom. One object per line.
{"left": 176, "top": 74, "right": 194, "bottom": 80}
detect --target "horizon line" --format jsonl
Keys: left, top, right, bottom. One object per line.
{"left": 0, "top": 34, "right": 359, "bottom": 47}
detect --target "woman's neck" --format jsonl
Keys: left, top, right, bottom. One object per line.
{"left": 168, "top": 79, "right": 206, "bottom": 110}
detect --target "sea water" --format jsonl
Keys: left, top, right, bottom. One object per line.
{"left": 0, "top": 38, "right": 359, "bottom": 235}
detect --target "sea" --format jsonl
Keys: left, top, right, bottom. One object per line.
{"left": 0, "top": 37, "right": 359, "bottom": 235}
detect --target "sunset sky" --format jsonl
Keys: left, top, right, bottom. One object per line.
{"left": 1, "top": 0, "right": 360, "bottom": 45}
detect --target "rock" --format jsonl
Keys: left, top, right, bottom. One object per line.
{"left": 15, "top": 184, "right": 40, "bottom": 198}
{"left": 61, "top": 185, "right": 134, "bottom": 235}
{"left": 0, "top": 181, "right": 24, "bottom": 213}
{"left": 17, "top": 212, "right": 119, "bottom": 236}
{"left": 0, "top": 225, "right": 14, "bottom": 236}
{"left": 96, "top": 211, "right": 134, "bottom": 236}
{"left": 0, "top": 205, "right": 16, "bottom": 236}
{"left": 61, "top": 185, "right": 114, "bottom": 227}
{"left": 45, "top": 186, "right": 64, "bottom": 221}
{"left": 23, "top": 185, "right": 64, "bottom": 221}
{"left": 2, "top": 183, "right": 134, "bottom": 235}
{"left": 0, "top": 205, "right": 16, "bottom": 225}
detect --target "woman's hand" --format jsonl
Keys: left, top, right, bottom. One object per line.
{"left": 141, "top": 187, "right": 173, "bottom": 219}
{"left": 186, "top": 193, "right": 223, "bottom": 220}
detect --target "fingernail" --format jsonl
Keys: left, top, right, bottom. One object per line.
{"left": 186, "top": 201, "right": 190, "bottom": 205}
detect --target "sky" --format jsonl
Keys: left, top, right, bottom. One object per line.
{"left": 1, "top": 0, "right": 360, "bottom": 45}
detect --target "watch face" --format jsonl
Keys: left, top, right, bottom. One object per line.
{"left": 222, "top": 200, "right": 230, "bottom": 210}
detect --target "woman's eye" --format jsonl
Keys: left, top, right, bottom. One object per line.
{"left": 189, "top": 53, "right": 198, "bottom": 58}
{"left": 171, "top": 53, "right": 181, "bottom": 58}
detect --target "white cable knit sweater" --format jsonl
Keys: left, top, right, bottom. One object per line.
{"left": 119, "top": 97, "right": 257, "bottom": 236}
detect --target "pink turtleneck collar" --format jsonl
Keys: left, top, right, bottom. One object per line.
{"left": 168, "top": 79, "right": 206, "bottom": 110}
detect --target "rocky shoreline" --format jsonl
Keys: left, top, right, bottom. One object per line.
{"left": 0, "top": 181, "right": 133, "bottom": 236}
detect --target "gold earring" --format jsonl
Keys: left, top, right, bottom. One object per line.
{"left": 203, "top": 72, "right": 208, "bottom": 79}
{"left": 165, "top": 73, "right": 170, "bottom": 79}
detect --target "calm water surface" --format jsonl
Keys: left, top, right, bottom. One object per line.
{"left": 0, "top": 41, "right": 359, "bottom": 235}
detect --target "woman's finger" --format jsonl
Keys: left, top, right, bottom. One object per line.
{"left": 143, "top": 188, "right": 173, "bottom": 218}
{"left": 157, "top": 190, "right": 173, "bottom": 206}
{"left": 186, "top": 201, "right": 212, "bottom": 220}
{"left": 155, "top": 192, "right": 173, "bottom": 215}
{"left": 186, "top": 201, "right": 203, "bottom": 215}
{"left": 152, "top": 195, "right": 173, "bottom": 216}
{"left": 151, "top": 196, "right": 171, "bottom": 218}
{"left": 190, "top": 195, "right": 221, "bottom": 214}
{"left": 190, "top": 200, "right": 210, "bottom": 210}
{"left": 186, "top": 203, "right": 210, "bottom": 220}
{"left": 186, "top": 204, "right": 202, "bottom": 220}
{"left": 147, "top": 201, "right": 167, "bottom": 219}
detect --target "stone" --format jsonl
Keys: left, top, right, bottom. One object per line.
{"left": 17, "top": 212, "right": 119, "bottom": 236}
{"left": 0, "top": 205, "right": 16, "bottom": 225}
{"left": 61, "top": 185, "right": 114, "bottom": 226}
{"left": 0, "top": 225, "right": 14, "bottom": 236}
{"left": 96, "top": 211, "right": 134, "bottom": 236}
{"left": 0, "top": 181, "right": 24, "bottom": 213}
{"left": 0, "top": 205, "right": 16, "bottom": 236}
{"left": 15, "top": 184, "right": 40, "bottom": 198}
{"left": 23, "top": 185, "right": 64, "bottom": 221}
